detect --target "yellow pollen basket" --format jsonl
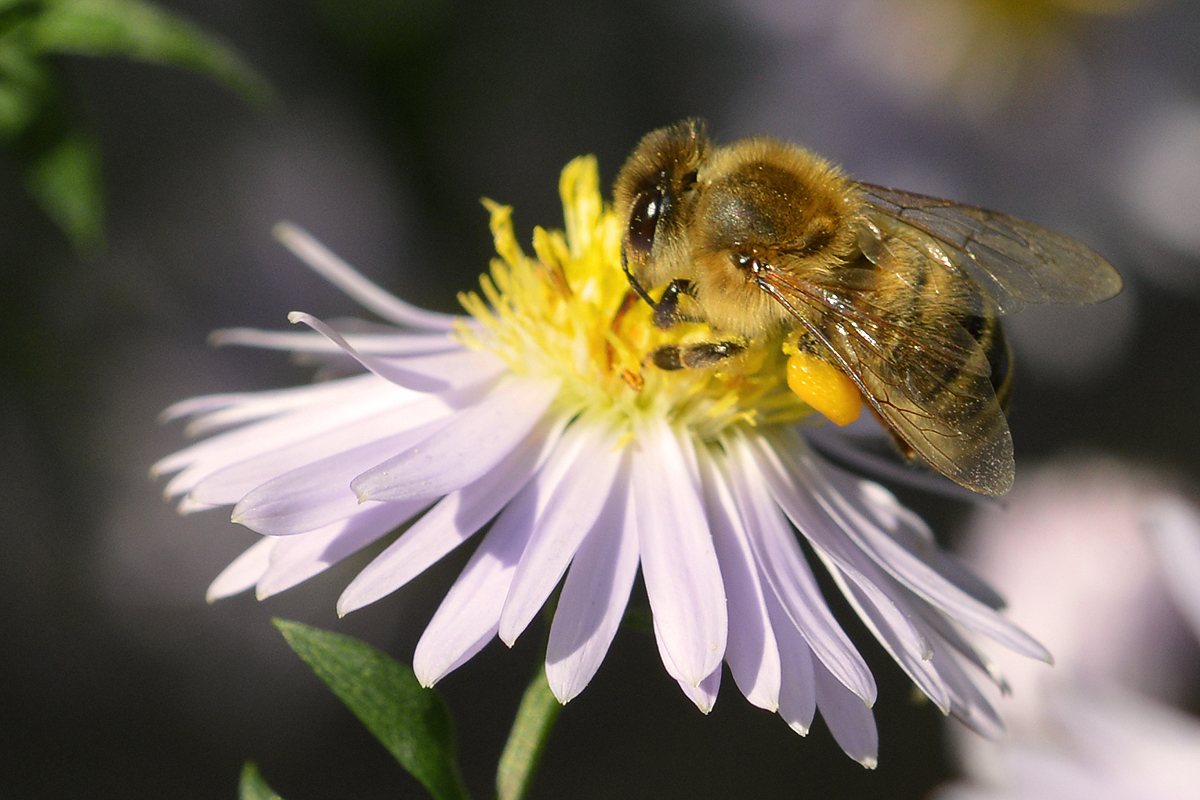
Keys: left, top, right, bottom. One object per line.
{"left": 786, "top": 352, "right": 862, "bottom": 426}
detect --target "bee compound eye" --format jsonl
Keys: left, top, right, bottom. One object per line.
{"left": 627, "top": 187, "right": 666, "bottom": 255}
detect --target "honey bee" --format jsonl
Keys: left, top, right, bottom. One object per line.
{"left": 613, "top": 119, "right": 1122, "bottom": 496}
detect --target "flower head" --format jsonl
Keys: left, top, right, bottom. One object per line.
{"left": 155, "top": 156, "right": 1049, "bottom": 766}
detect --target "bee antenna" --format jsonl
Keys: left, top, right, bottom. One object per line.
{"left": 620, "top": 249, "right": 657, "bottom": 309}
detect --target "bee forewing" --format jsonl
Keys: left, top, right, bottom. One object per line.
{"left": 857, "top": 183, "right": 1123, "bottom": 315}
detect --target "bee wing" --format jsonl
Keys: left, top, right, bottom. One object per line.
{"left": 758, "top": 265, "right": 1014, "bottom": 496}
{"left": 856, "top": 183, "right": 1122, "bottom": 314}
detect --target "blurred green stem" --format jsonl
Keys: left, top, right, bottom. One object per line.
{"left": 496, "top": 666, "right": 561, "bottom": 800}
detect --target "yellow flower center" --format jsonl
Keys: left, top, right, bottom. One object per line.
{"left": 454, "top": 156, "right": 816, "bottom": 441}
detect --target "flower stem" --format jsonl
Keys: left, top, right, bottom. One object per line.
{"left": 495, "top": 666, "right": 561, "bottom": 800}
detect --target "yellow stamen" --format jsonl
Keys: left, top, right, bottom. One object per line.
{"left": 457, "top": 155, "right": 816, "bottom": 442}
{"left": 786, "top": 352, "right": 862, "bottom": 426}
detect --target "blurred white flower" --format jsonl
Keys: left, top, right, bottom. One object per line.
{"left": 156, "top": 157, "right": 1049, "bottom": 766}
{"left": 940, "top": 461, "right": 1200, "bottom": 798}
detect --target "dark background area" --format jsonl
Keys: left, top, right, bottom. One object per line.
{"left": 2, "top": 1, "right": 1199, "bottom": 797}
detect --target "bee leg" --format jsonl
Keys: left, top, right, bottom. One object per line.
{"left": 650, "top": 341, "right": 746, "bottom": 370}
{"left": 653, "top": 279, "right": 705, "bottom": 329}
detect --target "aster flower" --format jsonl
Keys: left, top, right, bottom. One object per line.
{"left": 938, "top": 476, "right": 1200, "bottom": 800}
{"left": 155, "top": 156, "right": 1049, "bottom": 766}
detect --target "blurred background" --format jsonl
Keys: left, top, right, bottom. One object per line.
{"left": 3, "top": 0, "right": 1199, "bottom": 797}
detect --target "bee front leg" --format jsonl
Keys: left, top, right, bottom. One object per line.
{"left": 653, "top": 279, "right": 706, "bottom": 329}
{"left": 650, "top": 341, "right": 746, "bottom": 370}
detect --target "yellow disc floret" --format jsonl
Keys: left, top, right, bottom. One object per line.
{"left": 454, "top": 155, "right": 817, "bottom": 442}
{"left": 786, "top": 352, "right": 862, "bottom": 426}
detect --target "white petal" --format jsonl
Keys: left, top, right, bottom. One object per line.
{"left": 633, "top": 417, "right": 727, "bottom": 686}
{"left": 207, "top": 537, "right": 275, "bottom": 602}
{"left": 753, "top": 439, "right": 934, "bottom": 675}
{"left": 834, "top": 466, "right": 1005, "bottom": 610}
{"left": 649, "top": 613, "right": 723, "bottom": 713}
{"left": 727, "top": 434, "right": 876, "bottom": 705}
{"left": 273, "top": 222, "right": 462, "bottom": 331}
{"left": 191, "top": 388, "right": 470, "bottom": 507}
{"left": 926, "top": 635, "right": 1005, "bottom": 738}
{"left": 545, "top": 472, "right": 640, "bottom": 703}
{"left": 209, "top": 327, "right": 459, "bottom": 356}
{"left": 411, "top": 473, "right": 544, "bottom": 686}
{"left": 1143, "top": 496, "right": 1200, "bottom": 642}
{"left": 697, "top": 446, "right": 781, "bottom": 711}
{"left": 828, "top": 566, "right": 952, "bottom": 714}
{"left": 290, "top": 312, "right": 499, "bottom": 393}
{"left": 914, "top": 598, "right": 1011, "bottom": 694}
{"left": 231, "top": 420, "right": 448, "bottom": 535}
{"left": 500, "top": 421, "right": 625, "bottom": 646}
{"left": 337, "top": 414, "right": 567, "bottom": 615}
{"left": 158, "top": 376, "right": 408, "bottom": 493}
{"left": 763, "top": 581, "right": 816, "bottom": 734}
{"left": 676, "top": 665, "right": 722, "bottom": 714}
{"left": 815, "top": 659, "right": 879, "bottom": 768}
{"left": 255, "top": 501, "right": 425, "bottom": 599}
{"left": 352, "top": 377, "right": 561, "bottom": 503}
{"left": 159, "top": 372, "right": 384, "bottom": 435}
{"left": 772, "top": 430, "right": 1050, "bottom": 662}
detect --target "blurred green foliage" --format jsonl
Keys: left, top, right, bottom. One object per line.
{"left": 0, "top": 0, "right": 271, "bottom": 254}
{"left": 238, "top": 762, "right": 284, "bottom": 800}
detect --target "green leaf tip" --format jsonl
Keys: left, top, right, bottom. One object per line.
{"left": 24, "top": 132, "right": 104, "bottom": 254}
{"left": 238, "top": 762, "right": 283, "bottom": 800}
{"left": 29, "top": 0, "right": 276, "bottom": 107}
{"left": 273, "top": 619, "right": 472, "bottom": 800}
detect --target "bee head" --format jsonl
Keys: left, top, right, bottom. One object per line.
{"left": 613, "top": 119, "right": 710, "bottom": 302}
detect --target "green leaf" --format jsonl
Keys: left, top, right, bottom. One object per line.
{"left": 28, "top": 0, "right": 273, "bottom": 106}
{"left": 24, "top": 130, "right": 103, "bottom": 252}
{"left": 274, "top": 619, "right": 471, "bottom": 800}
{"left": 238, "top": 762, "right": 283, "bottom": 800}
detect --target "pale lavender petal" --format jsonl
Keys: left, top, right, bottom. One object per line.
{"left": 338, "top": 414, "right": 568, "bottom": 615}
{"left": 232, "top": 419, "right": 449, "bottom": 535}
{"left": 1143, "top": 496, "right": 1200, "bottom": 642}
{"left": 500, "top": 421, "right": 625, "bottom": 646}
{"left": 815, "top": 658, "right": 879, "bottom": 768}
{"left": 159, "top": 372, "right": 385, "bottom": 435}
{"left": 697, "top": 446, "right": 781, "bottom": 711}
{"left": 926, "top": 637, "right": 1005, "bottom": 738}
{"left": 412, "top": 468, "right": 546, "bottom": 687}
{"left": 545, "top": 469, "right": 639, "bottom": 703}
{"left": 633, "top": 417, "right": 727, "bottom": 686}
{"left": 828, "top": 566, "right": 952, "bottom": 713}
{"left": 833, "top": 467, "right": 1005, "bottom": 610}
{"left": 255, "top": 500, "right": 426, "bottom": 599}
{"left": 913, "top": 597, "right": 1011, "bottom": 693}
{"left": 206, "top": 537, "right": 275, "bottom": 601}
{"left": 189, "top": 387, "right": 476, "bottom": 507}
{"left": 178, "top": 496, "right": 223, "bottom": 515}
{"left": 273, "top": 222, "right": 462, "bottom": 331}
{"left": 752, "top": 437, "right": 936, "bottom": 681}
{"left": 763, "top": 580, "right": 817, "bottom": 734}
{"left": 352, "top": 377, "right": 561, "bottom": 503}
{"left": 290, "top": 312, "right": 498, "bottom": 393}
{"left": 772, "top": 430, "right": 1050, "bottom": 662}
{"left": 158, "top": 376, "right": 408, "bottom": 494}
{"left": 209, "top": 327, "right": 459, "bottom": 356}
{"left": 726, "top": 435, "right": 876, "bottom": 704}
{"left": 676, "top": 665, "right": 722, "bottom": 714}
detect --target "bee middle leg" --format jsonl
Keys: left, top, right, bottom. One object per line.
{"left": 650, "top": 341, "right": 746, "bottom": 370}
